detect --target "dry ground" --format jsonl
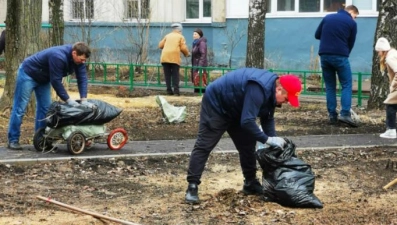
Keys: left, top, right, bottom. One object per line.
{"left": 1, "top": 85, "right": 397, "bottom": 225}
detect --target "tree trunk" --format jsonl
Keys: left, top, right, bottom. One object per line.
{"left": 367, "top": 0, "right": 397, "bottom": 110}
{"left": 245, "top": 0, "right": 266, "bottom": 68}
{"left": 0, "top": 0, "right": 42, "bottom": 116}
{"left": 49, "top": 0, "right": 65, "bottom": 101}
{"left": 49, "top": 0, "right": 64, "bottom": 46}
{"left": 0, "top": 0, "right": 23, "bottom": 115}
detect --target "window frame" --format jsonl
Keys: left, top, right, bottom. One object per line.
{"left": 124, "top": 0, "right": 150, "bottom": 22}
{"left": 185, "top": 0, "right": 211, "bottom": 23}
{"left": 70, "top": 0, "right": 95, "bottom": 21}
{"left": 265, "top": 0, "right": 379, "bottom": 18}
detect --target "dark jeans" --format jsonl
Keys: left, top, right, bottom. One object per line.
{"left": 162, "top": 63, "right": 180, "bottom": 94}
{"left": 386, "top": 104, "right": 397, "bottom": 129}
{"left": 320, "top": 55, "right": 352, "bottom": 118}
{"left": 186, "top": 94, "right": 257, "bottom": 185}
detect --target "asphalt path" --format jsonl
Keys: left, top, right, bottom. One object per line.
{"left": 1, "top": 133, "right": 396, "bottom": 164}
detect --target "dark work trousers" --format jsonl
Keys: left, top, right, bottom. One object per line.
{"left": 162, "top": 63, "right": 180, "bottom": 94}
{"left": 186, "top": 94, "right": 257, "bottom": 185}
{"left": 386, "top": 104, "right": 397, "bottom": 129}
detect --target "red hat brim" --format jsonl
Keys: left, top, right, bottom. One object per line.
{"left": 288, "top": 94, "right": 300, "bottom": 107}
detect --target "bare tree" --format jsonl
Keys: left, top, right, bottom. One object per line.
{"left": 66, "top": 0, "right": 116, "bottom": 63}
{"left": 0, "top": 0, "right": 42, "bottom": 114}
{"left": 223, "top": 20, "right": 246, "bottom": 68}
{"left": 245, "top": 0, "right": 266, "bottom": 68}
{"left": 117, "top": 1, "right": 151, "bottom": 72}
{"left": 367, "top": 0, "right": 397, "bottom": 110}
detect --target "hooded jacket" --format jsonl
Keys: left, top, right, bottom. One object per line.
{"left": 205, "top": 68, "right": 279, "bottom": 143}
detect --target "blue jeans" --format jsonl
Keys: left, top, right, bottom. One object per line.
{"left": 8, "top": 65, "right": 51, "bottom": 143}
{"left": 320, "top": 55, "right": 352, "bottom": 118}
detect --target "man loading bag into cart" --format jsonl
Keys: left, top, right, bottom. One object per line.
{"left": 7, "top": 42, "right": 94, "bottom": 150}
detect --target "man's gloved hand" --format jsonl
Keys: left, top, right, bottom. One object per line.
{"left": 66, "top": 99, "right": 80, "bottom": 107}
{"left": 266, "top": 137, "right": 286, "bottom": 149}
{"left": 81, "top": 99, "right": 96, "bottom": 109}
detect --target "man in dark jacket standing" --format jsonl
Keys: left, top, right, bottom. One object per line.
{"left": 0, "top": 29, "right": 5, "bottom": 55}
{"left": 7, "top": 42, "right": 94, "bottom": 150}
{"left": 315, "top": 5, "right": 359, "bottom": 127}
{"left": 185, "top": 68, "right": 302, "bottom": 203}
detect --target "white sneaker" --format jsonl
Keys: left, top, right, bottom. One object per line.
{"left": 380, "top": 129, "right": 397, "bottom": 139}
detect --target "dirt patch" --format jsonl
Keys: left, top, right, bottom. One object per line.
{"left": 1, "top": 148, "right": 397, "bottom": 224}
{"left": 1, "top": 84, "right": 396, "bottom": 224}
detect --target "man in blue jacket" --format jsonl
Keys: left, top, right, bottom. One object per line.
{"left": 7, "top": 42, "right": 94, "bottom": 150}
{"left": 185, "top": 68, "right": 302, "bottom": 203}
{"left": 315, "top": 5, "right": 359, "bottom": 127}
{"left": 0, "top": 29, "right": 5, "bottom": 55}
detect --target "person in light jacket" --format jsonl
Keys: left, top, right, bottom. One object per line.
{"left": 375, "top": 37, "right": 397, "bottom": 139}
{"left": 158, "top": 23, "right": 190, "bottom": 96}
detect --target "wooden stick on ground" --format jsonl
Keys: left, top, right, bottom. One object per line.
{"left": 36, "top": 195, "right": 140, "bottom": 225}
{"left": 383, "top": 178, "right": 397, "bottom": 190}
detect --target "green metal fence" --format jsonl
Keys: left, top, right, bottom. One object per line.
{"left": 268, "top": 69, "right": 371, "bottom": 107}
{"left": 79, "top": 62, "right": 370, "bottom": 106}
{"left": 80, "top": 63, "right": 234, "bottom": 94}
{"left": 0, "top": 58, "right": 371, "bottom": 106}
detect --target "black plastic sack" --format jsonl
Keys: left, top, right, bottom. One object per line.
{"left": 256, "top": 138, "right": 323, "bottom": 208}
{"left": 45, "top": 99, "right": 123, "bottom": 128}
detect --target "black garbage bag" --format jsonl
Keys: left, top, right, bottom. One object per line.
{"left": 256, "top": 138, "right": 323, "bottom": 208}
{"left": 45, "top": 99, "right": 123, "bottom": 128}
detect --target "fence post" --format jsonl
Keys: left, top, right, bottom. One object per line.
{"left": 90, "top": 63, "right": 95, "bottom": 82}
{"left": 103, "top": 64, "right": 108, "bottom": 83}
{"left": 303, "top": 72, "right": 307, "bottom": 94}
{"left": 357, "top": 72, "right": 362, "bottom": 107}
{"left": 116, "top": 64, "right": 120, "bottom": 83}
{"left": 129, "top": 64, "right": 134, "bottom": 91}
{"left": 157, "top": 65, "right": 161, "bottom": 85}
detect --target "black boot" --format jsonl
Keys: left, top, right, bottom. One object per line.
{"left": 185, "top": 183, "right": 199, "bottom": 204}
{"left": 242, "top": 179, "right": 263, "bottom": 195}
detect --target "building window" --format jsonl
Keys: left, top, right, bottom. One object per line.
{"left": 186, "top": 0, "right": 211, "bottom": 20}
{"left": 278, "top": 0, "right": 295, "bottom": 11}
{"left": 71, "top": 0, "right": 94, "bottom": 19}
{"left": 324, "top": 0, "right": 345, "bottom": 12}
{"left": 299, "top": 0, "right": 320, "bottom": 12}
{"left": 250, "top": 0, "right": 379, "bottom": 15}
{"left": 376, "top": 0, "right": 381, "bottom": 11}
{"left": 125, "top": 0, "right": 150, "bottom": 19}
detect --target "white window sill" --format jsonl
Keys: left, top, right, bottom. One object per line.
{"left": 184, "top": 18, "right": 212, "bottom": 23}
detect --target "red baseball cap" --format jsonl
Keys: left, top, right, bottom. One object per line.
{"left": 279, "top": 74, "right": 302, "bottom": 107}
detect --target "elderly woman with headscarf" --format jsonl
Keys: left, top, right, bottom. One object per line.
{"left": 191, "top": 28, "right": 208, "bottom": 93}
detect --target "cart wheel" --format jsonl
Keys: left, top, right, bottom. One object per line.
{"left": 67, "top": 131, "right": 86, "bottom": 155}
{"left": 107, "top": 128, "right": 128, "bottom": 150}
{"left": 33, "top": 127, "right": 52, "bottom": 151}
